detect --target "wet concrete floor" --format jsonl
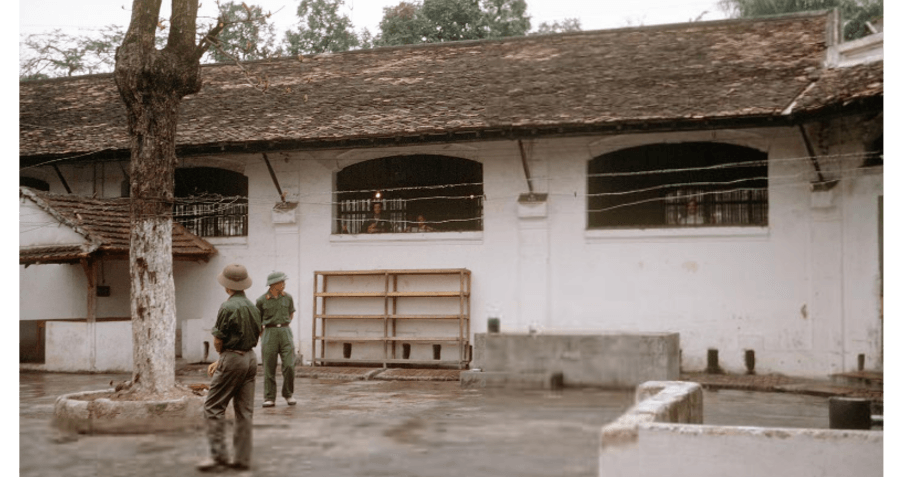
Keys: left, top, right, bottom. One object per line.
{"left": 19, "top": 371, "right": 829, "bottom": 477}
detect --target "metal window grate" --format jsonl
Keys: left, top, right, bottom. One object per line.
{"left": 174, "top": 200, "right": 248, "bottom": 237}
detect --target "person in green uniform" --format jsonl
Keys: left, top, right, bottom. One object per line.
{"left": 198, "top": 263, "right": 262, "bottom": 472}
{"left": 256, "top": 271, "right": 297, "bottom": 407}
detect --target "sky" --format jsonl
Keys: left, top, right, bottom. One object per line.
{"left": 19, "top": 0, "right": 730, "bottom": 41}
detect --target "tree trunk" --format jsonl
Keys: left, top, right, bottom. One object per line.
{"left": 114, "top": 0, "right": 219, "bottom": 395}
{"left": 121, "top": 92, "right": 181, "bottom": 394}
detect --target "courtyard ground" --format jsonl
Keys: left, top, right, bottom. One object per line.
{"left": 17, "top": 364, "right": 882, "bottom": 477}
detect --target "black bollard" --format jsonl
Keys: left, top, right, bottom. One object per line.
{"left": 706, "top": 348, "right": 722, "bottom": 374}
{"left": 745, "top": 349, "right": 756, "bottom": 375}
{"left": 432, "top": 344, "right": 442, "bottom": 360}
{"left": 549, "top": 373, "right": 564, "bottom": 391}
{"left": 487, "top": 318, "right": 500, "bottom": 333}
{"left": 343, "top": 342, "right": 352, "bottom": 359}
{"left": 858, "top": 354, "right": 865, "bottom": 372}
{"left": 402, "top": 343, "right": 411, "bottom": 359}
{"left": 829, "top": 397, "right": 871, "bottom": 429}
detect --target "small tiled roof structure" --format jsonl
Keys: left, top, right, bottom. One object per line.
{"left": 20, "top": 187, "right": 217, "bottom": 265}
{"left": 19, "top": 11, "right": 882, "bottom": 164}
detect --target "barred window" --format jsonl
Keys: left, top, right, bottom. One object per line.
{"left": 335, "top": 155, "right": 483, "bottom": 234}
{"left": 174, "top": 167, "right": 248, "bottom": 237}
{"left": 588, "top": 143, "right": 768, "bottom": 229}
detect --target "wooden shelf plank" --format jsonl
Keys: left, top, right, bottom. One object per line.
{"left": 315, "top": 314, "right": 465, "bottom": 320}
{"left": 314, "top": 336, "right": 464, "bottom": 343}
{"left": 312, "top": 358, "right": 468, "bottom": 365}
{"left": 315, "top": 270, "right": 391, "bottom": 276}
{"left": 316, "top": 269, "right": 470, "bottom": 276}
{"left": 387, "top": 314, "right": 464, "bottom": 320}
{"left": 314, "top": 336, "right": 387, "bottom": 342}
{"left": 386, "top": 291, "right": 468, "bottom": 297}
{"left": 315, "top": 292, "right": 385, "bottom": 298}
{"left": 315, "top": 314, "right": 387, "bottom": 319}
{"left": 385, "top": 337, "right": 463, "bottom": 342}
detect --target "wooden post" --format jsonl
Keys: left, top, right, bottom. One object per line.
{"left": 311, "top": 273, "right": 317, "bottom": 367}
{"left": 80, "top": 258, "right": 97, "bottom": 371}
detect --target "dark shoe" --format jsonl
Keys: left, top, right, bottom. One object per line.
{"left": 228, "top": 462, "right": 251, "bottom": 471}
{"left": 196, "top": 459, "right": 228, "bottom": 472}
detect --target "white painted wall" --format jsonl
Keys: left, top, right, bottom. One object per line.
{"left": 621, "top": 424, "right": 883, "bottom": 477}
{"left": 94, "top": 321, "right": 134, "bottom": 372}
{"left": 45, "top": 321, "right": 133, "bottom": 372}
{"left": 19, "top": 199, "right": 87, "bottom": 247}
{"left": 22, "top": 124, "right": 883, "bottom": 377}
{"left": 600, "top": 381, "right": 883, "bottom": 477}
{"left": 45, "top": 322, "right": 91, "bottom": 371}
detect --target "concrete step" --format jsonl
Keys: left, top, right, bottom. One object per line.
{"left": 830, "top": 371, "right": 883, "bottom": 390}
{"left": 460, "top": 370, "right": 563, "bottom": 390}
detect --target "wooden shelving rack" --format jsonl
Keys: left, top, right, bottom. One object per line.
{"left": 312, "top": 269, "right": 471, "bottom": 369}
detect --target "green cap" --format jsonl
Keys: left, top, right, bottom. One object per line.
{"left": 266, "top": 271, "right": 288, "bottom": 286}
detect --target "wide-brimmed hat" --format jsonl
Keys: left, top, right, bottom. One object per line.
{"left": 218, "top": 264, "right": 253, "bottom": 290}
{"left": 267, "top": 271, "right": 288, "bottom": 286}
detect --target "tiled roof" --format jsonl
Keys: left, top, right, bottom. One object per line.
{"left": 20, "top": 187, "right": 216, "bottom": 265}
{"left": 19, "top": 11, "right": 882, "bottom": 160}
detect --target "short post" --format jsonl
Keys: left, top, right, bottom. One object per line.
{"left": 706, "top": 348, "right": 722, "bottom": 374}
{"left": 828, "top": 397, "right": 871, "bottom": 429}
{"left": 487, "top": 317, "right": 500, "bottom": 333}
{"left": 744, "top": 349, "right": 756, "bottom": 375}
{"left": 342, "top": 343, "right": 352, "bottom": 359}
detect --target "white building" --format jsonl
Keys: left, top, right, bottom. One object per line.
{"left": 19, "top": 11, "right": 883, "bottom": 377}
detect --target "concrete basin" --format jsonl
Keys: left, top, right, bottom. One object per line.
{"left": 53, "top": 388, "right": 205, "bottom": 434}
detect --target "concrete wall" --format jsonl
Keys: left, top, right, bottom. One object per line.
{"left": 22, "top": 123, "right": 883, "bottom": 377}
{"left": 599, "top": 381, "right": 883, "bottom": 477}
{"left": 45, "top": 321, "right": 133, "bottom": 372}
{"left": 474, "top": 332, "right": 679, "bottom": 387}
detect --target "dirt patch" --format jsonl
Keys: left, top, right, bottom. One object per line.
{"left": 107, "top": 383, "right": 201, "bottom": 402}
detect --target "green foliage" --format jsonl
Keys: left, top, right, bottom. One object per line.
{"left": 19, "top": 25, "right": 126, "bottom": 78}
{"left": 375, "top": 0, "right": 531, "bottom": 47}
{"left": 207, "top": 2, "right": 282, "bottom": 62}
{"left": 284, "top": 0, "right": 360, "bottom": 55}
{"left": 718, "top": 0, "right": 882, "bottom": 40}
{"left": 532, "top": 18, "right": 582, "bottom": 35}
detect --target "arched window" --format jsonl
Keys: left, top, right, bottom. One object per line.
{"left": 335, "top": 155, "right": 483, "bottom": 234}
{"left": 20, "top": 177, "right": 50, "bottom": 191}
{"left": 863, "top": 135, "right": 883, "bottom": 167}
{"left": 588, "top": 143, "right": 768, "bottom": 229}
{"left": 174, "top": 167, "right": 248, "bottom": 237}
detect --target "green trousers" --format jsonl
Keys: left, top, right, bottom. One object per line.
{"left": 204, "top": 350, "right": 257, "bottom": 467}
{"left": 262, "top": 327, "right": 295, "bottom": 401}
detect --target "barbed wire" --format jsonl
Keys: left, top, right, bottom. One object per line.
{"left": 18, "top": 146, "right": 881, "bottom": 235}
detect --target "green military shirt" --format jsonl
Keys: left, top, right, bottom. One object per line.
{"left": 256, "top": 292, "right": 296, "bottom": 327}
{"left": 211, "top": 291, "right": 262, "bottom": 351}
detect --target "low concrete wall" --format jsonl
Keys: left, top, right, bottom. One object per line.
{"left": 472, "top": 332, "right": 679, "bottom": 388}
{"left": 46, "top": 321, "right": 133, "bottom": 372}
{"left": 599, "top": 381, "right": 883, "bottom": 477}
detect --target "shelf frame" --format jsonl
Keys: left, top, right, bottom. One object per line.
{"left": 312, "top": 269, "right": 471, "bottom": 369}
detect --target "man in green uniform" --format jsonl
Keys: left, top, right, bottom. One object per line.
{"left": 198, "top": 263, "right": 262, "bottom": 472}
{"left": 256, "top": 271, "right": 297, "bottom": 407}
